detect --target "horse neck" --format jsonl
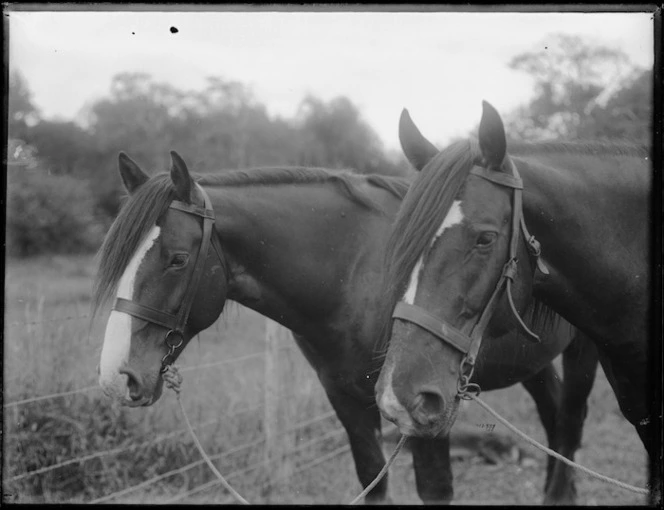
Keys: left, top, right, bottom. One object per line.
{"left": 205, "top": 181, "right": 398, "bottom": 334}
{"left": 513, "top": 150, "right": 651, "bottom": 336}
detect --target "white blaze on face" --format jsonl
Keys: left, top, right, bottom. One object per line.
{"left": 401, "top": 200, "right": 464, "bottom": 305}
{"left": 403, "top": 258, "right": 424, "bottom": 305}
{"left": 99, "top": 226, "right": 161, "bottom": 399}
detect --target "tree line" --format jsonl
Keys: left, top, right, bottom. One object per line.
{"left": 7, "top": 71, "right": 412, "bottom": 256}
{"left": 7, "top": 34, "right": 652, "bottom": 257}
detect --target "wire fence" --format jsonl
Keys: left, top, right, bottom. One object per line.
{"left": 4, "top": 277, "right": 652, "bottom": 505}
{"left": 3, "top": 312, "right": 353, "bottom": 504}
{"left": 2, "top": 351, "right": 270, "bottom": 410}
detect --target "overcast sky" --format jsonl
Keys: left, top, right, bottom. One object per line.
{"left": 8, "top": 7, "right": 654, "bottom": 151}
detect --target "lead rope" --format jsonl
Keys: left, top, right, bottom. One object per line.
{"left": 348, "top": 434, "right": 408, "bottom": 505}
{"left": 467, "top": 394, "right": 650, "bottom": 496}
{"left": 162, "top": 366, "right": 250, "bottom": 505}
{"left": 163, "top": 367, "right": 647, "bottom": 500}
{"left": 162, "top": 365, "right": 406, "bottom": 505}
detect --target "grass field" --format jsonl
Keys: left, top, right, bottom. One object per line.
{"left": 3, "top": 254, "right": 650, "bottom": 505}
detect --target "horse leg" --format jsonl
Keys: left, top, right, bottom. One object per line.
{"left": 519, "top": 363, "right": 562, "bottom": 499}
{"left": 324, "top": 387, "right": 390, "bottom": 504}
{"left": 596, "top": 349, "right": 659, "bottom": 504}
{"left": 544, "top": 333, "right": 598, "bottom": 505}
{"left": 409, "top": 436, "right": 454, "bottom": 504}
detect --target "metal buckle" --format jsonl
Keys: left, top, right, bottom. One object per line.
{"left": 502, "top": 258, "right": 518, "bottom": 281}
{"left": 165, "top": 330, "right": 184, "bottom": 350}
{"left": 526, "top": 235, "right": 541, "bottom": 258}
{"left": 161, "top": 330, "right": 184, "bottom": 373}
{"left": 457, "top": 355, "right": 481, "bottom": 400}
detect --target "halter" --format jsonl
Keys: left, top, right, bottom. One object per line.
{"left": 392, "top": 158, "right": 548, "bottom": 398}
{"left": 113, "top": 183, "right": 224, "bottom": 373}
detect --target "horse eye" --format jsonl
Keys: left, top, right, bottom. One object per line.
{"left": 170, "top": 253, "right": 189, "bottom": 268}
{"left": 476, "top": 232, "right": 497, "bottom": 248}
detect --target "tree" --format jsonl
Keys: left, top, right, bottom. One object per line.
{"left": 84, "top": 73, "right": 194, "bottom": 216}
{"left": 579, "top": 69, "right": 652, "bottom": 143}
{"left": 505, "top": 34, "right": 644, "bottom": 141}
{"left": 8, "top": 71, "right": 410, "bottom": 255}
{"left": 7, "top": 165, "right": 103, "bottom": 257}
{"left": 25, "top": 120, "right": 94, "bottom": 176}
{"left": 295, "top": 95, "right": 403, "bottom": 175}
{"left": 8, "top": 71, "right": 40, "bottom": 138}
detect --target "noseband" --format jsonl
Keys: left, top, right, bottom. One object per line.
{"left": 392, "top": 158, "right": 548, "bottom": 398}
{"left": 113, "top": 184, "right": 224, "bottom": 373}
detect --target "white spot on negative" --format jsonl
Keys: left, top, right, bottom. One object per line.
{"left": 99, "top": 226, "right": 161, "bottom": 398}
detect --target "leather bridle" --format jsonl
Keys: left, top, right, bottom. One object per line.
{"left": 113, "top": 183, "right": 224, "bottom": 373}
{"left": 392, "top": 158, "right": 548, "bottom": 398}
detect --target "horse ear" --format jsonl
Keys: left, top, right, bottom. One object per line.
{"left": 170, "top": 151, "right": 194, "bottom": 203}
{"left": 118, "top": 152, "right": 149, "bottom": 194}
{"left": 399, "top": 108, "right": 438, "bottom": 172}
{"left": 478, "top": 101, "right": 506, "bottom": 169}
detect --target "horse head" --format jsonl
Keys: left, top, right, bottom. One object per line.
{"left": 97, "top": 152, "right": 227, "bottom": 406}
{"left": 376, "top": 102, "right": 539, "bottom": 437}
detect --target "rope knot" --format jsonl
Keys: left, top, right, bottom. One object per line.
{"left": 162, "top": 364, "right": 183, "bottom": 394}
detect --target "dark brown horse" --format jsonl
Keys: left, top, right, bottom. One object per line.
{"left": 376, "top": 101, "right": 656, "bottom": 502}
{"left": 95, "top": 151, "right": 595, "bottom": 504}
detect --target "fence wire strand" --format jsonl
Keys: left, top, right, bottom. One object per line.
{"left": 222, "top": 444, "right": 352, "bottom": 504}
{"left": 89, "top": 438, "right": 265, "bottom": 504}
{"left": 5, "top": 399, "right": 265, "bottom": 483}
{"left": 6, "top": 378, "right": 336, "bottom": 484}
{"left": 3, "top": 385, "right": 100, "bottom": 408}
{"left": 158, "top": 425, "right": 347, "bottom": 504}
{"left": 89, "top": 411, "right": 343, "bottom": 503}
{"left": 5, "top": 314, "right": 91, "bottom": 328}
{"left": 3, "top": 349, "right": 275, "bottom": 409}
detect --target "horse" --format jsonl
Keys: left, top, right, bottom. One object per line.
{"left": 375, "top": 101, "right": 657, "bottom": 502}
{"left": 95, "top": 150, "right": 594, "bottom": 504}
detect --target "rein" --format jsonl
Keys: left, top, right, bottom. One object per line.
{"left": 392, "top": 158, "right": 548, "bottom": 398}
{"left": 468, "top": 393, "right": 650, "bottom": 496}
{"left": 113, "top": 183, "right": 225, "bottom": 373}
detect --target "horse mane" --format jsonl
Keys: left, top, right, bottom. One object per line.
{"left": 93, "top": 167, "right": 410, "bottom": 317}
{"left": 198, "top": 166, "right": 410, "bottom": 209}
{"left": 375, "top": 139, "right": 480, "bottom": 353}
{"left": 510, "top": 140, "right": 649, "bottom": 158}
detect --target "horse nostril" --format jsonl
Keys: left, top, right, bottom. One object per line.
{"left": 411, "top": 391, "right": 445, "bottom": 425}
{"left": 119, "top": 366, "right": 144, "bottom": 401}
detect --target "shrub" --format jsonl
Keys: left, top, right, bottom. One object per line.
{"left": 3, "top": 395, "right": 203, "bottom": 503}
{"left": 6, "top": 165, "right": 104, "bottom": 257}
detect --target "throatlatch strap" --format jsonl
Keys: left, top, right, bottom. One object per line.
{"left": 506, "top": 169, "right": 540, "bottom": 342}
